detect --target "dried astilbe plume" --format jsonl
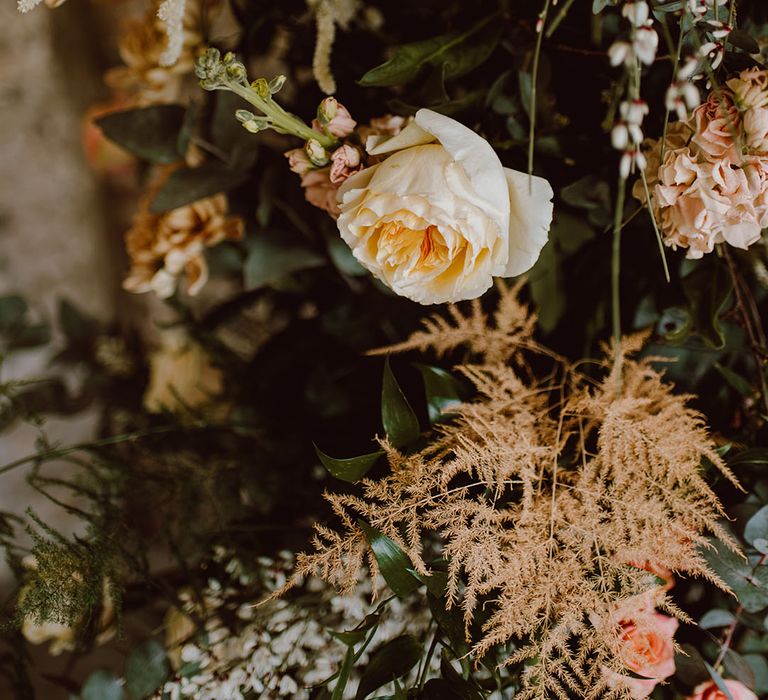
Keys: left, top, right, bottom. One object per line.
{"left": 283, "top": 283, "right": 740, "bottom": 699}
{"left": 307, "top": 0, "right": 361, "bottom": 94}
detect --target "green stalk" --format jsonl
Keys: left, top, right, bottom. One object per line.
{"left": 528, "top": 0, "right": 552, "bottom": 186}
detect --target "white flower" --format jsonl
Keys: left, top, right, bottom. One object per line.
{"left": 633, "top": 23, "right": 659, "bottom": 65}
{"left": 699, "top": 41, "right": 724, "bottom": 70}
{"left": 622, "top": 1, "right": 649, "bottom": 27}
{"left": 620, "top": 100, "right": 649, "bottom": 126}
{"left": 336, "top": 109, "right": 553, "bottom": 304}
{"left": 609, "top": 40, "right": 633, "bottom": 67}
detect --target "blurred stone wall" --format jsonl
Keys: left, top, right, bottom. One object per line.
{"left": 0, "top": 0, "right": 118, "bottom": 587}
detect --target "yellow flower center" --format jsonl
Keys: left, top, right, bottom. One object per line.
{"left": 375, "top": 221, "right": 450, "bottom": 271}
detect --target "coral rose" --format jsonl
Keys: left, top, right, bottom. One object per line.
{"left": 301, "top": 168, "right": 341, "bottom": 217}
{"left": 691, "top": 92, "right": 742, "bottom": 163}
{"left": 607, "top": 612, "right": 678, "bottom": 699}
{"left": 687, "top": 680, "right": 758, "bottom": 700}
{"left": 336, "top": 109, "right": 553, "bottom": 304}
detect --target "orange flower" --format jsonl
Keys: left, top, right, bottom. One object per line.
{"left": 687, "top": 680, "right": 758, "bottom": 700}
{"left": 123, "top": 168, "right": 243, "bottom": 298}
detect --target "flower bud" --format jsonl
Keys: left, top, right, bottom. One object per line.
{"left": 317, "top": 97, "right": 356, "bottom": 138}
{"left": 284, "top": 148, "right": 313, "bottom": 175}
{"left": 251, "top": 78, "right": 270, "bottom": 99}
{"left": 268, "top": 75, "right": 287, "bottom": 94}
{"left": 305, "top": 139, "right": 330, "bottom": 166}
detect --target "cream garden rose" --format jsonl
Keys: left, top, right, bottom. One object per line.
{"left": 335, "top": 109, "right": 554, "bottom": 304}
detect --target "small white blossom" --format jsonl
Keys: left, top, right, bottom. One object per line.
{"left": 634, "top": 23, "right": 659, "bottom": 65}
{"left": 622, "top": 1, "right": 649, "bottom": 27}
{"left": 609, "top": 40, "right": 632, "bottom": 67}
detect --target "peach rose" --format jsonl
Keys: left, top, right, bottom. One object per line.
{"left": 691, "top": 92, "right": 742, "bottom": 163}
{"left": 301, "top": 168, "right": 341, "bottom": 217}
{"left": 329, "top": 144, "right": 362, "bottom": 185}
{"left": 726, "top": 68, "right": 768, "bottom": 110}
{"left": 629, "top": 560, "right": 675, "bottom": 591}
{"left": 687, "top": 680, "right": 758, "bottom": 700}
{"left": 336, "top": 109, "right": 553, "bottom": 304}
{"left": 608, "top": 613, "right": 678, "bottom": 699}
{"left": 743, "top": 107, "right": 768, "bottom": 152}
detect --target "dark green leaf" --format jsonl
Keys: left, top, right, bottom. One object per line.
{"left": 125, "top": 640, "right": 169, "bottom": 700}
{"left": 428, "top": 593, "right": 469, "bottom": 656}
{"left": 354, "top": 635, "right": 422, "bottom": 699}
{"left": 177, "top": 101, "right": 200, "bottom": 158}
{"left": 422, "top": 679, "right": 466, "bottom": 699}
{"left": 150, "top": 162, "right": 249, "bottom": 213}
{"left": 331, "top": 645, "right": 356, "bottom": 700}
{"left": 701, "top": 537, "right": 768, "bottom": 613}
{"left": 745, "top": 506, "right": 768, "bottom": 548}
{"left": 381, "top": 358, "right": 420, "bottom": 448}
{"left": 440, "top": 656, "right": 484, "bottom": 699}
{"left": 243, "top": 235, "right": 325, "bottom": 289}
{"left": 358, "top": 520, "right": 419, "bottom": 598}
{"left": 744, "top": 654, "right": 768, "bottom": 694}
{"left": 7, "top": 324, "right": 51, "bottom": 350}
{"left": 723, "top": 649, "right": 756, "bottom": 690}
{"left": 0, "top": 296, "right": 27, "bottom": 330}
{"left": 81, "top": 670, "right": 125, "bottom": 700}
{"left": 682, "top": 262, "right": 732, "bottom": 349}
{"left": 729, "top": 449, "right": 768, "bottom": 471}
{"left": 359, "top": 17, "right": 500, "bottom": 87}
{"left": 414, "top": 364, "right": 462, "bottom": 424}
{"left": 714, "top": 362, "right": 754, "bottom": 398}
{"left": 329, "top": 613, "right": 381, "bottom": 646}
{"left": 96, "top": 105, "right": 185, "bottom": 164}
{"left": 699, "top": 608, "right": 737, "bottom": 629}
{"left": 674, "top": 644, "right": 710, "bottom": 686}
{"left": 407, "top": 568, "right": 448, "bottom": 597}
{"left": 328, "top": 235, "right": 366, "bottom": 277}
{"left": 58, "top": 300, "right": 99, "bottom": 343}
{"left": 729, "top": 30, "right": 761, "bottom": 55}
{"left": 315, "top": 445, "right": 383, "bottom": 483}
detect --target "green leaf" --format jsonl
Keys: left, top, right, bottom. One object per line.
{"left": 125, "top": 640, "right": 169, "bottom": 700}
{"left": 329, "top": 612, "right": 381, "bottom": 646}
{"left": 674, "top": 643, "right": 710, "bottom": 686}
{"left": 328, "top": 235, "right": 366, "bottom": 277}
{"left": 422, "top": 679, "right": 466, "bottom": 699}
{"left": 701, "top": 537, "right": 768, "bottom": 613}
{"left": 705, "top": 661, "right": 737, "bottom": 700}
{"left": 357, "top": 520, "right": 419, "bottom": 598}
{"left": 428, "top": 593, "right": 469, "bottom": 656}
{"left": 714, "top": 362, "right": 755, "bottom": 398}
{"left": 359, "top": 16, "right": 500, "bottom": 87}
{"left": 729, "top": 449, "right": 768, "bottom": 471}
{"left": 0, "top": 296, "right": 27, "bottom": 330}
{"left": 7, "top": 323, "right": 51, "bottom": 350}
{"left": 96, "top": 105, "right": 185, "bottom": 164}
{"left": 331, "top": 645, "right": 356, "bottom": 700}
{"left": 414, "top": 364, "right": 462, "bottom": 424}
{"left": 315, "top": 445, "right": 383, "bottom": 483}
{"left": 81, "top": 670, "right": 125, "bottom": 700}
{"left": 243, "top": 235, "right": 325, "bottom": 289}
{"left": 354, "top": 635, "right": 422, "bottom": 699}
{"left": 744, "top": 654, "right": 768, "bottom": 694}
{"left": 381, "top": 358, "right": 420, "bottom": 448}
{"left": 407, "top": 568, "right": 448, "bottom": 597}
{"left": 723, "top": 649, "right": 757, "bottom": 690}
{"left": 149, "top": 162, "right": 249, "bottom": 213}
{"left": 746, "top": 506, "right": 768, "bottom": 549}
{"left": 440, "top": 656, "right": 484, "bottom": 699}
{"left": 682, "top": 262, "right": 732, "bottom": 349}
{"left": 59, "top": 300, "right": 99, "bottom": 343}
{"left": 729, "top": 30, "right": 760, "bottom": 55}
{"left": 699, "top": 608, "right": 737, "bottom": 629}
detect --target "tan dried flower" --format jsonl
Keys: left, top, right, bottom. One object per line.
{"left": 307, "top": 0, "right": 361, "bottom": 94}
{"left": 283, "top": 283, "right": 739, "bottom": 700}
{"left": 123, "top": 168, "right": 243, "bottom": 299}
{"left": 105, "top": 0, "right": 205, "bottom": 105}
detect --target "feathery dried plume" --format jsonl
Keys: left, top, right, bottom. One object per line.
{"left": 157, "top": 0, "right": 187, "bottom": 66}
{"left": 17, "top": 0, "right": 43, "bottom": 12}
{"left": 287, "top": 285, "right": 740, "bottom": 699}
{"left": 307, "top": 0, "right": 361, "bottom": 94}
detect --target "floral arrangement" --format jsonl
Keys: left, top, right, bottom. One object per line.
{"left": 2, "top": 1, "right": 768, "bottom": 699}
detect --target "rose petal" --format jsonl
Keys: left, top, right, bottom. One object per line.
{"left": 503, "top": 168, "right": 554, "bottom": 276}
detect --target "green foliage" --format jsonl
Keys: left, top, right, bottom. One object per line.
{"left": 357, "top": 520, "right": 419, "bottom": 598}
{"left": 80, "top": 669, "right": 125, "bottom": 700}
{"left": 359, "top": 16, "right": 501, "bottom": 87}
{"left": 354, "top": 635, "right": 422, "bottom": 699}
{"left": 96, "top": 105, "right": 186, "bottom": 164}
{"left": 149, "top": 162, "right": 249, "bottom": 213}
{"left": 125, "top": 640, "right": 169, "bottom": 699}
{"left": 414, "top": 364, "right": 462, "bottom": 425}
{"left": 315, "top": 445, "right": 383, "bottom": 483}
{"left": 381, "top": 359, "right": 420, "bottom": 448}
{"left": 243, "top": 233, "right": 325, "bottom": 289}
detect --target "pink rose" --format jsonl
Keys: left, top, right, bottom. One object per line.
{"left": 687, "top": 680, "right": 758, "bottom": 700}
{"left": 692, "top": 92, "right": 743, "bottom": 163}
{"left": 608, "top": 613, "right": 679, "bottom": 699}
{"left": 285, "top": 148, "right": 312, "bottom": 175}
{"left": 314, "top": 97, "right": 356, "bottom": 138}
{"left": 300, "top": 168, "right": 340, "bottom": 217}
{"left": 743, "top": 107, "right": 768, "bottom": 151}
{"left": 329, "top": 144, "right": 361, "bottom": 185}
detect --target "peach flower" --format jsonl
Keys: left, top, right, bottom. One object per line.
{"left": 687, "top": 680, "right": 758, "bottom": 700}
{"left": 691, "top": 92, "right": 742, "bottom": 163}
{"left": 727, "top": 67, "right": 768, "bottom": 110}
{"left": 285, "top": 148, "right": 313, "bottom": 175}
{"left": 607, "top": 612, "right": 678, "bottom": 699}
{"left": 301, "top": 168, "right": 341, "bottom": 217}
{"left": 329, "top": 144, "right": 362, "bottom": 185}
{"left": 743, "top": 107, "right": 768, "bottom": 152}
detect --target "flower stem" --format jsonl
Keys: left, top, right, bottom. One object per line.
{"left": 528, "top": 0, "right": 552, "bottom": 187}
{"left": 612, "top": 174, "right": 627, "bottom": 364}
